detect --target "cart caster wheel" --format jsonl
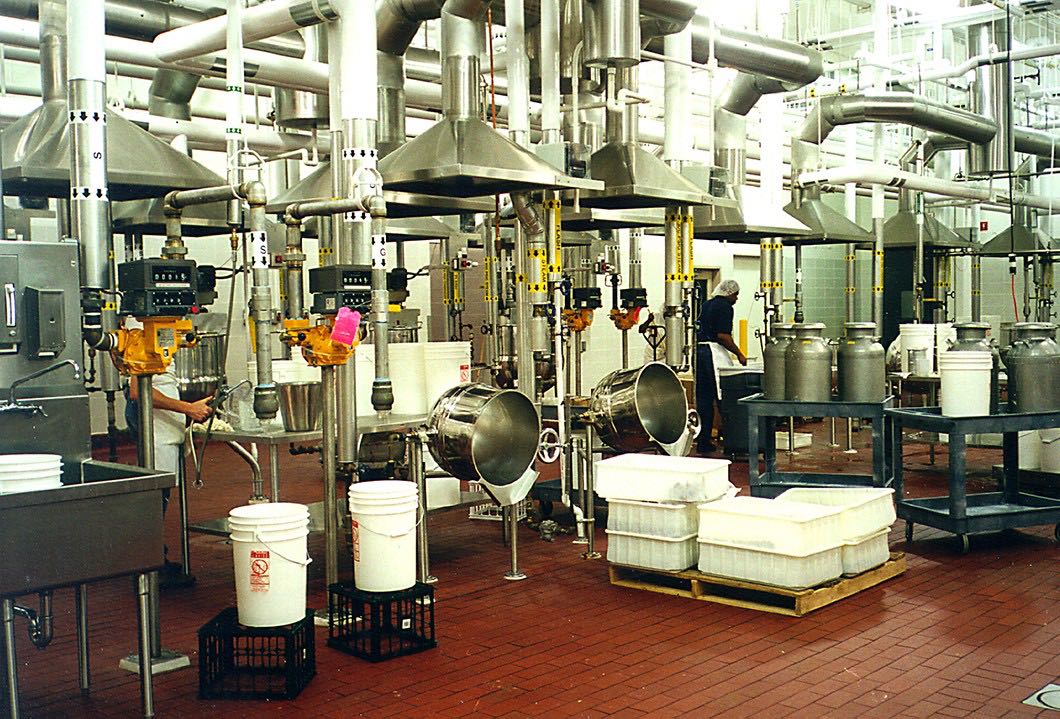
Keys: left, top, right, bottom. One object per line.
{"left": 957, "top": 534, "right": 970, "bottom": 554}
{"left": 905, "top": 521, "right": 914, "bottom": 542}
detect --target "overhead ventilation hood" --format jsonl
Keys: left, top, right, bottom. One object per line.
{"left": 377, "top": 117, "right": 600, "bottom": 198}
{"left": 578, "top": 142, "right": 707, "bottom": 209}
{"left": 980, "top": 224, "right": 1055, "bottom": 256}
{"left": 265, "top": 161, "right": 495, "bottom": 217}
{"left": 882, "top": 211, "right": 974, "bottom": 250}
{"left": 558, "top": 207, "right": 665, "bottom": 232}
{"left": 782, "top": 197, "right": 874, "bottom": 245}
{"left": 1, "top": 100, "right": 224, "bottom": 200}
{"left": 693, "top": 184, "right": 811, "bottom": 241}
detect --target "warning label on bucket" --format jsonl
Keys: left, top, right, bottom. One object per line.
{"left": 351, "top": 519, "right": 360, "bottom": 562}
{"left": 250, "top": 550, "right": 270, "bottom": 592}
{"left": 460, "top": 363, "right": 470, "bottom": 383}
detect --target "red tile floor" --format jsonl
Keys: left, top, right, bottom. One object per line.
{"left": 5, "top": 421, "right": 1059, "bottom": 718}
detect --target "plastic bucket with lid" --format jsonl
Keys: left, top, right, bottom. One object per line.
{"left": 228, "top": 503, "right": 311, "bottom": 627}
{"left": 424, "top": 342, "right": 472, "bottom": 409}
{"left": 1040, "top": 429, "right": 1060, "bottom": 473}
{"left": 939, "top": 351, "right": 992, "bottom": 417}
{"left": 348, "top": 481, "right": 419, "bottom": 592}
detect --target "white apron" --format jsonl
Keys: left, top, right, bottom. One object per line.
{"left": 708, "top": 342, "right": 736, "bottom": 399}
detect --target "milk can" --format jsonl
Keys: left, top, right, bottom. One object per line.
{"left": 1002, "top": 322, "right": 1060, "bottom": 413}
{"left": 763, "top": 323, "right": 795, "bottom": 400}
{"left": 837, "top": 322, "right": 885, "bottom": 402}
{"left": 950, "top": 322, "right": 1000, "bottom": 414}
{"left": 784, "top": 323, "right": 832, "bottom": 402}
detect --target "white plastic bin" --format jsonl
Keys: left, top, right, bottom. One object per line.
{"left": 774, "top": 487, "right": 895, "bottom": 540}
{"left": 596, "top": 454, "right": 732, "bottom": 502}
{"left": 606, "top": 499, "right": 699, "bottom": 538}
{"left": 605, "top": 530, "right": 698, "bottom": 571}
{"left": 697, "top": 541, "right": 843, "bottom": 589}
{"left": 697, "top": 496, "right": 843, "bottom": 555}
{"left": 841, "top": 529, "right": 890, "bottom": 576}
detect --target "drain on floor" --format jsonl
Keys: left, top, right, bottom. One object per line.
{"left": 1024, "top": 684, "right": 1060, "bottom": 711}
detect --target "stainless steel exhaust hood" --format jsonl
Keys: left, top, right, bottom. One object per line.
{"left": 782, "top": 196, "right": 874, "bottom": 244}
{"left": 692, "top": 179, "right": 811, "bottom": 241}
{"left": 980, "top": 221, "right": 1054, "bottom": 256}
{"left": 882, "top": 210, "right": 973, "bottom": 250}
{"left": 265, "top": 161, "right": 495, "bottom": 217}
{"left": 579, "top": 142, "right": 707, "bottom": 209}
{"left": 1, "top": 99, "right": 224, "bottom": 201}
{"left": 299, "top": 215, "right": 455, "bottom": 242}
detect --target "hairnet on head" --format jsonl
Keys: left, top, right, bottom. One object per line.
{"left": 712, "top": 279, "right": 740, "bottom": 297}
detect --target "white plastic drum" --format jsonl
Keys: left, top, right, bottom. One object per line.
{"left": 348, "top": 481, "right": 419, "bottom": 592}
{"left": 939, "top": 351, "right": 992, "bottom": 417}
{"left": 900, "top": 324, "right": 935, "bottom": 374}
{"left": 228, "top": 503, "right": 311, "bottom": 627}
{"left": 424, "top": 342, "right": 472, "bottom": 411}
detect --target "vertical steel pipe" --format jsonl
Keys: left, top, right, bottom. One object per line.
{"left": 2, "top": 599, "right": 18, "bottom": 719}
{"left": 664, "top": 211, "right": 683, "bottom": 369}
{"left": 135, "top": 574, "right": 154, "bottom": 719}
{"left": 75, "top": 585, "right": 89, "bottom": 693}
{"left": 321, "top": 365, "right": 339, "bottom": 587}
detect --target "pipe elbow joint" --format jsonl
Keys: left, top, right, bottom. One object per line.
{"left": 241, "top": 181, "right": 268, "bottom": 208}
{"left": 253, "top": 384, "right": 279, "bottom": 420}
{"left": 366, "top": 194, "right": 388, "bottom": 219}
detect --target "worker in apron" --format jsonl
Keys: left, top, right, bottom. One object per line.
{"left": 696, "top": 280, "right": 746, "bottom": 454}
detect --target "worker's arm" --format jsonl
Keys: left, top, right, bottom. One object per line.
{"left": 715, "top": 332, "right": 748, "bottom": 366}
{"left": 128, "top": 380, "right": 214, "bottom": 422}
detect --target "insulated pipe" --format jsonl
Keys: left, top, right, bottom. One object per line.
{"left": 152, "top": 0, "right": 337, "bottom": 64}
{"left": 796, "top": 164, "right": 1060, "bottom": 214}
{"left": 0, "top": 0, "right": 305, "bottom": 57}
{"left": 971, "top": 254, "right": 982, "bottom": 322}
{"left": 505, "top": 0, "right": 530, "bottom": 147}
{"left": 629, "top": 229, "right": 642, "bottom": 288}
{"left": 799, "top": 93, "right": 997, "bottom": 146}
{"left": 377, "top": 51, "right": 407, "bottom": 158}
{"left": 539, "top": 0, "right": 561, "bottom": 142}
{"left": 225, "top": 0, "right": 244, "bottom": 227}
{"left": 662, "top": 25, "right": 692, "bottom": 165}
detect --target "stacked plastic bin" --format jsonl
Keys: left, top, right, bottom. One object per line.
{"left": 595, "top": 455, "right": 735, "bottom": 571}
{"left": 696, "top": 488, "right": 895, "bottom": 589}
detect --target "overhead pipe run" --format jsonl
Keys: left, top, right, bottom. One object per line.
{"left": 152, "top": 0, "right": 337, "bottom": 64}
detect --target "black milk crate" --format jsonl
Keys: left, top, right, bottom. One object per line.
{"left": 327, "top": 582, "right": 437, "bottom": 662}
{"left": 198, "top": 607, "right": 316, "bottom": 700}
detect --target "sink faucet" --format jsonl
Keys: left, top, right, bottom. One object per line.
{"left": 1, "top": 360, "right": 82, "bottom": 417}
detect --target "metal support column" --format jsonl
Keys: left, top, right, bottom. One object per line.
{"left": 504, "top": 503, "right": 527, "bottom": 580}
{"left": 582, "top": 424, "right": 601, "bottom": 559}
{"left": 3, "top": 598, "right": 18, "bottom": 719}
{"left": 321, "top": 365, "right": 339, "bottom": 587}
{"left": 134, "top": 574, "right": 154, "bottom": 719}
{"left": 409, "top": 432, "right": 437, "bottom": 584}
{"left": 75, "top": 585, "right": 89, "bottom": 694}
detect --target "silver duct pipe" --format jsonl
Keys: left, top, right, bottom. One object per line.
{"left": 377, "top": 51, "right": 407, "bottom": 158}
{"left": 645, "top": 19, "right": 824, "bottom": 86}
{"left": 799, "top": 93, "right": 997, "bottom": 146}
{"left": 0, "top": 0, "right": 305, "bottom": 57}
{"left": 584, "top": 0, "right": 640, "bottom": 68}
{"left": 284, "top": 218, "right": 305, "bottom": 320}
{"left": 968, "top": 19, "right": 1013, "bottom": 176}
{"left": 148, "top": 69, "right": 200, "bottom": 121}
{"left": 274, "top": 23, "right": 329, "bottom": 130}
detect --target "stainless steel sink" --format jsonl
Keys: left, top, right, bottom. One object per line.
{"left": 0, "top": 461, "right": 175, "bottom": 597}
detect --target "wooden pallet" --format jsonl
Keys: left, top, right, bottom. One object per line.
{"left": 608, "top": 553, "right": 907, "bottom": 617}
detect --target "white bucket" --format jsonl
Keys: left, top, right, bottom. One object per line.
{"left": 348, "top": 481, "right": 419, "bottom": 592}
{"left": 935, "top": 323, "right": 956, "bottom": 372}
{"left": 389, "top": 343, "right": 427, "bottom": 415}
{"left": 1040, "top": 428, "right": 1060, "bottom": 473}
{"left": 424, "top": 342, "right": 472, "bottom": 410}
{"left": 900, "top": 324, "right": 936, "bottom": 373}
{"left": 939, "top": 351, "right": 992, "bottom": 417}
{"left": 1019, "top": 430, "right": 1041, "bottom": 470}
{"left": 228, "top": 503, "right": 311, "bottom": 627}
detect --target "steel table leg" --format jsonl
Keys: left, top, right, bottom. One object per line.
{"left": 75, "top": 584, "right": 90, "bottom": 694}
{"left": 2, "top": 598, "right": 18, "bottom": 719}
{"left": 948, "top": 431, "right": 968, "bottom": 531}
{"left": 177, "top": 457, "right": 192, "bottom": 577}
{"left": 765, "top": 417, "right": 778, "bottom": 477}
{"left": 872, "top": 415, "right": 885, "bottom": 487}
{"left": 135, "top": 574, "right": 154, "bottom": 719}
{"left": 583, "top": 424, "right": 601, "bottom": 560}
{"left": 1002, "top": 431, "right": 1020, "bottom": 505}
{"left": 268, "top": 444, "right": 281, "bottom": 502}
{"left": 746, "top": 409, "right": 759, "bottom": 488}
